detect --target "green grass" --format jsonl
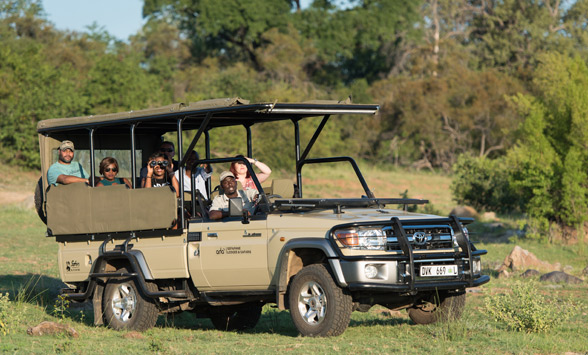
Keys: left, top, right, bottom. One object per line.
{"left": 1, "top": 169, "right": 587, "bottom": 354}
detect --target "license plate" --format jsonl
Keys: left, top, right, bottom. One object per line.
{"left": 420, "top": 265, "right": 458, "bottom": 277}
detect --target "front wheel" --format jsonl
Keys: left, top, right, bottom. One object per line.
{"left": 102, "top": 269, "right": 159, "bottom": 331}
{"left": 288, "top": 264, "right": 352, "bottom": 337}
{"left": 407, "top": 291, "right": 466, "bottom": 325}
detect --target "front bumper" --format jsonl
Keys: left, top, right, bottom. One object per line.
{"left": 338, "top": 255, "right": 488, "bottom": 293}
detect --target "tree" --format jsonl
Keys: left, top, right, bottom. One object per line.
{"left": 142, "top": 0, "right": 292, "bottom": 70}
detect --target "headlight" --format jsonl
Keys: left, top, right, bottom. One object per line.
{"left": 334, "top": 228, "right": 386, "bottom": 250}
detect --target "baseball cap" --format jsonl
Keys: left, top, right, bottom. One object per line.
{"left": 59, "top": 140, "right": 75, "bottom": 152}
{"left": 219, "top": 171, "right": 235, "bottom": 182}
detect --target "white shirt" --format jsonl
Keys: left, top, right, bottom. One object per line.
{"left": 174, "top": 167, "right": 212, "bottom": 199}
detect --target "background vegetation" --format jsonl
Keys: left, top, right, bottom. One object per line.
{"left": 2, "top": 0, "right": 588, "bottom": 235}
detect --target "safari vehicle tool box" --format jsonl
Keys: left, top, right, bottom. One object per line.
{"left": 36, "top": 97, "right": 489, "bottom": 337}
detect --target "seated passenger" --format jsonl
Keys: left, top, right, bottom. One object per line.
{"left": 140, "top": 141, "right": 178, "bottom": 180}
{"left": 209, "top": 171, "right": 258, "bottom": 220}
{"left": 96, "top": 157, "right": 132, "bottom": 188}
{"left": 230, "top": 155, "right": 271, "bottom": 191}
{"left": 142, "top": 152, "right": 180, "bottom": 197}
{"left": 174, "top": 150, "right": 212, "bottom": 198}
{"left": 47, "top": 140, "right": 92, "bottom": 186}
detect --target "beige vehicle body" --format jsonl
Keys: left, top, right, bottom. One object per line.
{"left": 37, "top": 98, "right": 488, "bottom": 336}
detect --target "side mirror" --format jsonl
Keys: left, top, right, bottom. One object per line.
{"left": 228, "top": 197, "right": 243, "bottom": 217}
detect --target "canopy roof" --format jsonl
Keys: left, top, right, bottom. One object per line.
{"left": 37, "top": 98, "right": 379, "bottom": 134}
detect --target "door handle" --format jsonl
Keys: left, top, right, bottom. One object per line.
{"left": 243, "top": 232, "right": 262, "bottom": 237}
{"left": 207, "top": 233, "right": 218, "bottom": 238}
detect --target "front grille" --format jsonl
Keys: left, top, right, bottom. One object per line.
{"left": 383, "top": 225, "right": 455, "bottom": 251}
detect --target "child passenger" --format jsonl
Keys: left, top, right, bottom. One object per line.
{"left": 96, "top": 157, "right": 132, "bottom": 188}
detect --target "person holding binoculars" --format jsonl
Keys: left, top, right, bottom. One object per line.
{"left": 142, "top": 152, "right": 180, "bottom": 197}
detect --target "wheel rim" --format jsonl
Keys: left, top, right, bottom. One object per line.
{"left": 297, "top": 281, "right": 327, "bottom": 325}
{"left": 110, "top": 283, "right": 137, "bottom": 322}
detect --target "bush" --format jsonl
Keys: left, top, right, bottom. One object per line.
{"left": 485, "top": 281, "right": 574, "bottom": 333}
{"left": 451, "top": 155, "right": 521, "bottom": 214}
{"left": 0, "top": 293, "right": 9, "bottom": 335}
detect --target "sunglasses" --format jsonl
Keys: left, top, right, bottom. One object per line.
{"left": 160, "top": 148, "right": 174, "bottom": 153}
{"left": 150, "top": 160, "right": 169, "bottom": 168}
{"left": 104, "top": 168, "right": 118, "bottom": 173}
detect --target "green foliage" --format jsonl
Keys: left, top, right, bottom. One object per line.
{"left": 0, "top": 293, "right": 10, "bottom": 335}
{"left": 506, "top": 53, "right": 588, "bottom": 228}
{"left": 485, "top": 281, "right": 574, "bottom": 333}
{"left": 51, "top": 294, "right": 70, "bottom": 321}
{"left": 451, "top": 155, "right": 521, "bottom": 213}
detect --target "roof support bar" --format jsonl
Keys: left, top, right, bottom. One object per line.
{"left": 293, "top": 119, "right": 302, "bottom": 197}
{"left": 205, "top": 131, "right": 211, "bottom": 197}
{"left": 89, "top": 128, "right": 95, "bottom": 187}
{"left": 300, "top": 115, "right": 330, "bottom": 162}
{"left": 130, "top": 124, "right": 136, "bottom": 189}
{"left": 245, "top": 124, "right": 253, "bottom": 158}
{"left": 179, "top": 112, "right": 213, "bottom": 169}
{"left": 177, "top": 119, "right": 184, "bottom": 229}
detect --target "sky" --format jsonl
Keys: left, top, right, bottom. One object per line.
{"left": 42, "top": 0, "right": 146, "bottom": 41}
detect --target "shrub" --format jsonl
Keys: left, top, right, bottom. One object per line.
{"left": 0, "top": 293, "right": 9, "bottom": 335}
{"left": 485, "top": 281, "right": 574, "bottom": 333}
{"left": 451, "top": 155, "right": 521, "bottom": 214}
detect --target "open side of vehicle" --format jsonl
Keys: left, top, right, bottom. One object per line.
{"left": 37, "top": 98, "right": 488, "bottom": 336}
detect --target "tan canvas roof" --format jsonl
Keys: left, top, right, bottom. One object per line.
{"left": 37, "top": 97, "right": 379, "bottom": 134}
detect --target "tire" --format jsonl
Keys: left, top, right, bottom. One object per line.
{"left": 102, "top": 268, "right": 159, "bottom": 331}
{"left": 288, "top": 264, "right": 352, "bottom": 337}
{"left": 210, "top": 302, "right": 263, "bottom": 331}
{"left": 407, "top": 291, "right": 466, "bottom": 325}
{"left": 34, "top": 177, "right": 47, "bottom": 224}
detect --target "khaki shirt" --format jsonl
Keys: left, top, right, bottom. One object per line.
{"left": 210, "top": 189, "right": 258, "bottom": 214}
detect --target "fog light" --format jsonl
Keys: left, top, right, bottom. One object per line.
{"left": 473, "top": 259, "right": 481, "bottom": 274}
{"left": 365, "top": 264, "right": 378, "bottom": 279}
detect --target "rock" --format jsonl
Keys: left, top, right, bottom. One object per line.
{"left": 27, "top": 321, "right": 79, "bottom": 338}
{"left": 496, "top": 246, "right": 559, "bottom": 273}
{"left": 480, "top": 212, "right": 497, "bottom": 221}
{"left": 582, "top": 266, "right": 588, "bottom": 276}
{"left": 123, "top": 331, "right": 144, "bottom": 339}
{"left": 539, "top": 271, "right": 583, "bottom": 284}
{"left": 450, "top": 206, "right": 478, "bottom": 219}
{"left": 563, "top": 265, "right": 574, "bottom": 273}
{"left": 520, "top": 269, "right": 540, "bottom": 278}
{"left": 497, "top": 269, "right": 510, "bottom": 279}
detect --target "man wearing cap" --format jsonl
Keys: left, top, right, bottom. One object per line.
{"left": 47, "top": 140, "right": 90, "bottom": 186}
{"left": 209, "top": 171, "right": 258, "bottom": 220}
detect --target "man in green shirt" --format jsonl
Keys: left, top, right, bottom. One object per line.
{"left": 47, "top": 140, "right": 90, "bottom": 186}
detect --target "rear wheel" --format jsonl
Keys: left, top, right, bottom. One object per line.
{"left": 407, "top": 291, "right": 466, "bottom": 325}
{"left": 210, "top": 302, "right": 263, "bottom": 331}
{"left": 288, "top": 264, "right": 352, "bottom": 337}
{"left": 102, "top": 268, "right": 159, "bottom": 331}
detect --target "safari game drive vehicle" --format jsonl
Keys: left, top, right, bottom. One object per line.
{"left": 36, "top": 98, "right": 489, "bottom": 336}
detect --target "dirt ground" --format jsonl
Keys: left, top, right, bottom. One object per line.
{"left": 0, "top": 169, "right": 38, "bottom": 207}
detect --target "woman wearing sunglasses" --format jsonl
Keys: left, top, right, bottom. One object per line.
{"left": 96, "top": 157, "right": 132, "bottom": 188}
{"left": 142, "top": 152, "right": 180, "bottom": 197}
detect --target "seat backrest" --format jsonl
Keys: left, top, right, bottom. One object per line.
{"left": 271, "top": 179, "right": 294, "bottom": 198}
{"left": 47, "top": 183, "right": 177, "bottom": 235}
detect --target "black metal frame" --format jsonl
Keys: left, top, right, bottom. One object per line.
{"left": 327, "top": 215, "right": 489, "bottom": 292}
